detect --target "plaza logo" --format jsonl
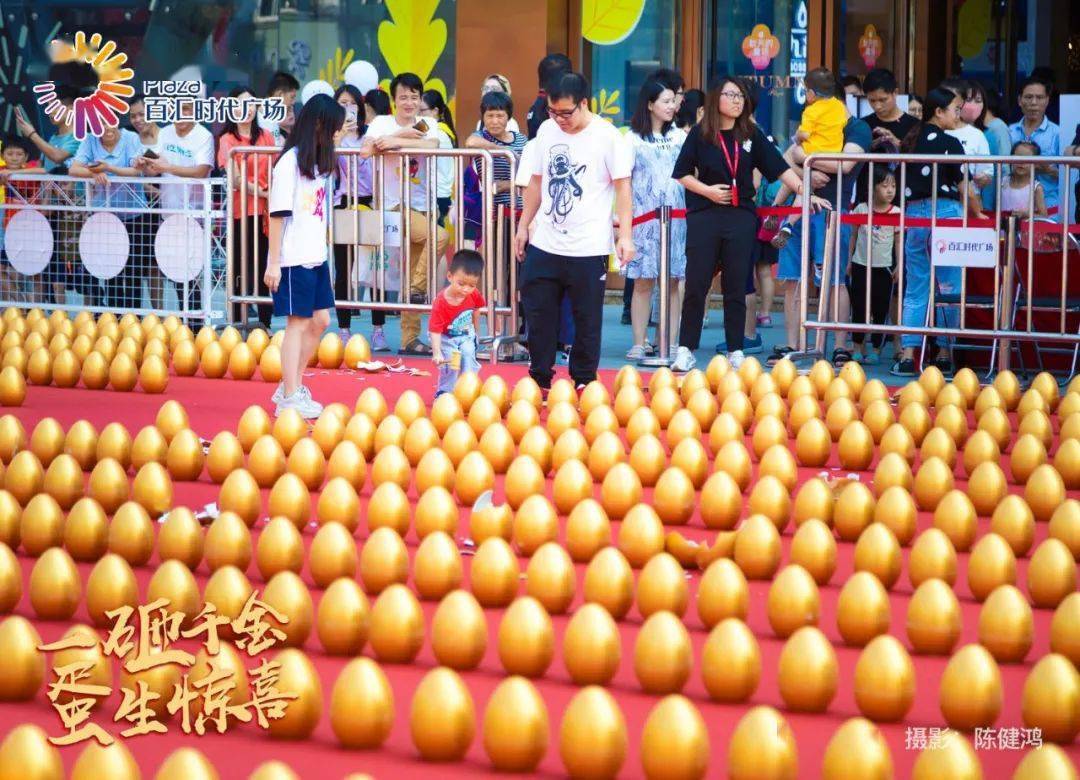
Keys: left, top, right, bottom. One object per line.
{"left": 33, "top": 32, "right": 135, "bottom": 140}
{"left": 742, "top": 24, "right": 781, "bottom": 71}
{"left": 936, "top": 238, "right": 995, "bottom": 254}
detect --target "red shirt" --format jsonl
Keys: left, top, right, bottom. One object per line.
{"left": 429, "top": 289, "right": 486, "bottom": 335}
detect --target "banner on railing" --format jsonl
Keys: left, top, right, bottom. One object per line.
{"left": 931, "top": 226, "right": 998, "bottom": 268}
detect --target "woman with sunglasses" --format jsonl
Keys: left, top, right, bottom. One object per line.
{"left": 671, "top": 77, "right": 820, "bottom": 372}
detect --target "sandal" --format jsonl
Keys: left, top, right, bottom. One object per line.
{"left": 767, "top": 345, "right": 795, "bottom": 365}
{"left": 832, "top": 348, "right": 853, "bottom": 368}
{"left": 400, "top": 339, "right": 433, "bottom": 356}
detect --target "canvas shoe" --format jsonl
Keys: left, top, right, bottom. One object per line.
{"left": 728, "top": 349, "right": 746, "bottom": 369}
{"left": 276, "top": 390, "right": 322, "bottom": 419}
{"left": 671, "top": 346, "right": 696, "bottom": 373}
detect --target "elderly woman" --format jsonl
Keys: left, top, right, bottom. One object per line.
{"left": 477, "top": 74, "right": 521, "bottom": 134}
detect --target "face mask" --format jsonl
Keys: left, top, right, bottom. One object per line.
{"left": 960, "top": 102, "right": 981, "bottom": 123}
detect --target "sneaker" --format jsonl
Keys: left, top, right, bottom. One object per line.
{"left": 626, "top": 344, "right": 648, "bottom": 361}
{"left": 271, "top": 381, "right": 285, "bottom": 405}
{"left": 276, "top": 390, "right": 322, "bottom": 419}
{"left": 728, "top": 350, "right": 746, "bottom": 369}
{"left": 671, "top": 346, "right": 696, "bottom": 373}
{"left": 557, "top": 350, "right": 570, "bottom": 365}
{"left": 890, "top": 358, "right": 916, "bottom": 377}
{"left": 757, "top": 314, "right": 773, "bottom": 327}
{"left": 296, "top": 385, "right": 324, "bottom": 416}
{"left": 370, "top": 328, "right": 390, "bottom": 353}
{"left": 338, "top": 327, "right": 351, "bottom": 341}
{"left": 934, "top": 355, "right": 954, "bottom": 375}
{"left": 576, "top": 384, "right": 587, "bottom": 393}
{"left": 715, "top": 335, "right": 763, "bottom": 355}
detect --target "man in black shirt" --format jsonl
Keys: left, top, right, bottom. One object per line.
{"left": 526, "top": 53, "right": 572, "bottom": 140}
{"left": 862, "top": 68, "right": 919, "bottom": 154}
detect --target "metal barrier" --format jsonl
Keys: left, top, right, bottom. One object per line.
{"left": 791, "top": 152, "right": 1080, "bottom": 375}
{"left": 638, "top": 204, "right": 677, "bottom": 368}
{"left": 0, "top": 173, "right": 225, "bottom": 321}
{"left": 226, "top": 145, "right": 521, "bottom": 363}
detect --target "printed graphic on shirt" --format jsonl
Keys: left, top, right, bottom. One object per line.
{"left": 545, "top": 143, "right": 587, "bottom": 227}
{"left": 301, "top": 185, "right": 327, "bottom": 219}
{"left": 447, "top": 309, "right": 474, "bottom": 336}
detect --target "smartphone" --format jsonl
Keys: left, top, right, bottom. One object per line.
{"left": 345, "top": 105, "right": 358, "bottom": 123}
{"left": 87, "top": 160, "right": 105, "bottom": 170}
{"left": 413, "top": 119, "right": 429, "bottom": 133}
{"left": 142, "top": 150, "right": 159, "bottom": 159}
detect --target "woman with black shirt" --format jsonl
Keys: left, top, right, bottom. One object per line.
{"left": 671, "top": 77, "right": 823, "bottom": 371}
{"left": 892, "top": 86, "right": 984, "bottom": 377}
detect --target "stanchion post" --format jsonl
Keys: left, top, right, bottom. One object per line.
{"left": 640, "top": 205, "right": 674, "bottom": 367}
{"left": 998, "top": 214, "right": 1017, "bottom": 374}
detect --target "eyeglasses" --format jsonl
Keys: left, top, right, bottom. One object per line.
{"left": 547, "top": 104, "right": 580, "bottom": 120}
{"left": 719, "top": 90, "right": 745, "bottom": 102}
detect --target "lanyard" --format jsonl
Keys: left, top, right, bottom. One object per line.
{"left": 717, "top": 133, "right": 740, "bottom": 206}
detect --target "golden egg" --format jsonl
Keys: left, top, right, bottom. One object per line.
{"left": 1025, "top": 462, "right": 1066, "bottom": 523}
{"left": 663, "top": 409, "right": 700, "bottom": 454}
{"left": 481, "top": 676, "right": 550, "bottom": 773}
{"left": 1028, "top": 538, "right": 1076, "bottom": 608}
{"left": 29, "top": 546, "right": 81, "bottom": 620}
{"left": 833, "top": 570, "right": 890, "bottom": 648}
{"left": 313, "top": 478, "right": 358, "bottom": 533}
{"left": 451, "top": 450, "right": 492, "bottom": 507}
{"left": 163, "top": 428, "right": 203, "bottom": 483}
{"left": 152, "top": 400, "right": 188, "bottom": 445}
{"left": 974, "top": 583, "right": 1034, "bottom": 665}
{"left": 824, "top": 375, "right": 854, "bottom": 406}
{"left": 990, "top": 370, "right": 1020, "bottom": 410}
{"left": 795, "top": 417, "right": 832, "bottom": 466}
{"left": 306, "top": 408, "right": 344, "bottom": 458}
{"left": 1017, "top": 387, "right": 1049, "bottom": 420}
{"left": 558, "top": 687, "right": 628, "bottom": 780}
{"left": 202, "top": 431, "right": 243, "bottom": 485}
{"left": 156, "top": 506, "right": 204, "bottom": 571}
{"left": 551, "top": 428, "right": 588, "bottom": 472}
{"left": 474, "top": 423, "right": 514, "bottom": 475}
{"left": 342, "top": 414, "right": 378, "bottom": 463}
{"left": 764, "top": 563, "right": 820, "bottom": 641}
{"left": 686, "top": 387, "right": 719, "bottom": 430}
{"left": 0, "top": 541, "right": 18, "bottom": 613}
{"left": 251, "top": 519, "right": 301, "bottom": 584}
{"left": 307, "top": 521, "right": 357, "bottom": 589}
{"left": 0, "top": 351, "right": 27, "bottom": 382}
{"left": 549, "top": 459, "right": 591, "bottom": 517}
{"left": 936, "top": 643, "right": 1003, "bottom": 732}
{"left": 986, "top": 494, "right": 1034, "bottom": 557}
{"left": 469, "top": 500, "right": 513, "bottom": 547}
{"left": 1019, "top": 409, "right": 1054, "bottom": 452}
{"left": 964, "top": 534, "right": 1017, "bottom": 606}
{"left": 30, "top": 417, "right": 65, "bottom": 466}
{"left": 910, "top": 731, "right": 982, "bottom": 780}
{"left": 837, "top": 420, "right": 874, "bottom": 471}
{"left": 413, "top": 485, "right": 458, "bottom": 539}
{"left": 1022, "top": 654, "right": 1080, "bottom": 744}
{"left": 370, "top": 443, "right": 411, "bottom": 492}
{"left": 19, "top": 493, "right": 63, "bottom": 556}
{"left": 578, "top": 546, "right": 631, "bottom": 620}
{"left": 493, "top": 596, "right": 554, "bottom": 678}
{"left": 582, "top": 406, "right": 618, "bottom": 448}
{"left": 130, "top": 461, "right": 172, "bottom": 518}
{"left": 611, "top": 385, "right": 644, "bottom": 428}
{"left": 350, "top": 390, "right": 387, "bottom": 430}
{"left": 778, "top": 521, "right": 833, "bottom": 591}
{"left": 854, "top": 634, "right": 915, "bottom": 721}
{"left": 70, "top": 741, "right": 140, "bottom": 780}
{"left": 43, "top": 452, "right": 84, "bottom": 510}
{"left": 443, "top": 419, "right": 480, "bottom": 469}
{"left": 326, "top": 440, "right": 367, "bottom": 491}
{"left": 703, "top": 354, "right": 730, "bottom": 390}
{"left": 913, "top": 368, "right": 944, "bottom": 403}
{"left": 822, "top": 718, "right": 895, "bottom": 780}
{"left": 976, "top": 406, "right": 1012, "bottom": 451}
{"left": 235, "top": 405, "right": 271, "bottom": 454}
{"left": 906, "top": 528, "right": 957, "bottom": 590}
{"left": 267, "top": 472, "right": 311, "bottom": 530}
{"left": 1053, "top": 438, "right": 1080, "bottom": 490}
{"left": 365, "top": 482, "right": 410, "bottom": 536}
{"left": 413, "top": 530, "right": 463, "bottom": 602}
{"left": 708, "top": 411, "right": 744, "bottom": 454}
{"left": 312, "top": 577, "right": 369, "bottom": 656}
{"left": 633, "top": 610, "right": 692, "bottom": 694}
{"left": 935, "top": 383, "right": 967, "bottom": 412}
{"left": 911, "top": 456, "right": 953, "bottom": 511}
{"left": 201, "top": 565, "right": 253, "bottom": 640}
{"left": 171, "top": 339, "right": 200, "bottom": 377}
{"left": 260, "top": 570, "right": 313, "bottom": 648}
{"left": 466, "top": 395, "right": 501, "bottom": 439}
{"left": 214, "top": 469, "right": 260, "bottom": 528}
{"left": 751, "top": 415, "right": 787, "bottom": 460}
{"left": 405, "top": 665, "right": 477, "bottom": 763}
{"left": 355, "top": 526, "right": 407, "bottom": 595}
{"left": 692, "top": 472, "right": 742, "bottom": 534}
{"left": 0, "top": 724, "right": 62, "bottom": 778}
{"left": 0, "top": 491, "right": 16, "bottom": 550}
{"left": 197, "top": 339, "right": 228, "bottom": 378}
{"left": 587, "top": 430, "right": 625, "bottom": 482}
{"left": 877, "top": 423, "right": 915, "bottom": 464}
{"left": 1050, "top": 592, "right": 1080, "bottom": 668}
{"left": 652, "top": 466, "right": 695, "bottom": 525}
{"left": 64, "top": 496, "right": 109, "bottom": 562}
{"left": 617, "top": 503, "right": 665, "bottom": 568}
{"left": 0, "top": 616, "right": 45, "bottom": 700}
{"left": 747, "top": 472, "right": 790, "bottom": 532}
{"left": 1049, "top": 499, "right": 1080, "bottom": 558}
{"left": 104, "top": 501, "right": 152, "bottom": 568}
{"left": 623, "top": 435, "right": 663, "bottom": 489}
{"left": 960, "top": 430, "right": 999, "bottom": 480}
{"left": 733, "top": 513, "right": 781, "bottom": 579}
{"left": 265, "top": 648, "right": 322, "bottom": 740}
{"left": 1060, "top": 392, "right": 1080, "bottom": 420}
{"left": 4, "top": 448, "right": 42, "bottom": 504}
{"left": 1012, "top": 744, "right": 1078, "bottom": 780}
{"left": 906, "top": 577, "right": 962, "bottom": 654}
{"left": 508, "top": 377, "right": 543, "bottom": 410}
{"left": 727, "top": 705, "right": 796, "bottom": 780}
{"left": 785, "top": 373, "right": 815, "bottom": 403}
{"left": 270, "top": 409, "right": 306, "bottom": 456}
{"left": 470, "top": 536, "right": 520, "bottom": 608}
{"left": 721, "top": 389, "right": 753, "bottom": 431}
{"left": 0, "top": 415, "right": 26, "bottom": 463}
{"left": 25, "top": 347, "right": 51, "bottom": 386}
{"left": 715, "top": 439, "right": 753, "bottom": 492}
{"left": 833, "top": 480, "right": 876, "bottom": 542}
{"left": 806, "top": 358, "right": 833, "bottom": 396}
{"left": 753, "top": 392, "right": 788, "bottom": 426}
{"left": 852, "top": 523, "right": 901, "bottom": 589}
{"left": 777, "top": 625, "right": 838, "bottom": 713}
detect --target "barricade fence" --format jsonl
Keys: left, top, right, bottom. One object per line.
{"left": 0, "top": 174, "right": 226, "bottom": 321}
{"left": 792, "top": 152, "right": 1080, "bottom": 375}
{"left": 226, "top": 145, "right": 521, "bottom": 363}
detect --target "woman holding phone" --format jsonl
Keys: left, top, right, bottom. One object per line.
{"left": 332, "top": 84, "right": 374, "bottom": 340}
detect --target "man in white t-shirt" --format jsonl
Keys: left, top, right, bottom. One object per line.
{"left": 513, "top": 71, "right": 634, "bottom": 391}
{"left": 361, "top": 71, "right": 450, "bottom": 356}
{"left": 136, "top": 110, "right": 213, "bottom": 309}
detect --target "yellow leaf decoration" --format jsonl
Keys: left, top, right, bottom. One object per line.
{"left": 582, "top": 0, "right": 646, "bottom": 45}
{"left": 318, "top": 47, "right": 355, "bottom": 87}
{"left": 378, "top": 0, "right": 446, "bottom": 82}
{"left": 589, "top": 89, "right": 621, "bottom": 118}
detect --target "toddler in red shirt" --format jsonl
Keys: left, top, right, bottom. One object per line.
{"left": 429, "top": 249, "right": 486, "bottom": 396}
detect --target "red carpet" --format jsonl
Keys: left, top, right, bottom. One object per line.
{"left": 0, "top": 361, "right": 1077, "bottom": 778}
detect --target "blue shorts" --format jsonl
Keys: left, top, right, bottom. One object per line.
{"left": 272, "top": 262, "right": 334, "bottom": 318}
{"left": 777, "top": 210, "right": 851, "bottom": 286}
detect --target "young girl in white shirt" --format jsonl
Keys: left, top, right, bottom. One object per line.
{"left": 265, "top": 94, "right": 346, "bottom": 418}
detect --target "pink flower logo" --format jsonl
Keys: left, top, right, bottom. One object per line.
{"left": 742, "top": 24, "right": 781, "bottom": 71}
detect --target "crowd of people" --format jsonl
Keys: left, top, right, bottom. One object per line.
{"left": 2, "top": 55, "right": 1080, "bottom": 413}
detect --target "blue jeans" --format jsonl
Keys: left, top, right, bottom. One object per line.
{"left": 777, "top": 210, "right": 851, "bottom": 285}
{"left": 901, "top": 199, "right": 962, "bottom": 349}
{"left": 436, "top": 333, "right": 479, "bottom": 396}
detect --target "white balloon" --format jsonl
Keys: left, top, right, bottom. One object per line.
{"left": 300, "top": 79, "right": 334, "bottom": 104}
{"left": 344, "top": 60, "right": 379, "bottom": 94}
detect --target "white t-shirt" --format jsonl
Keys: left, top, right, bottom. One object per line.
{"left": 157, "top": 124, "right": 214, "bottom": 211}
{"left": 946, "top": 123, "right": 993, "bottom": 180}
{"left": 364, "top": 113, "right": 441, "bottom": 212}
{"left": 525, "top": 116, "right": 633, "bottom": 257}
{"left": 269, "top": 148, "right": 331, "bottom": 268}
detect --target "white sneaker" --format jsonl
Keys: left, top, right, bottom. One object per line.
{"left": 276, "top": 390, "right": 322, "bottom": 419}
{"left": 671, "top": 346, "right": 696, "bottom": 373}
{"left": 626, "top": 344, "right": 648, "bottom": 361}
{"left": 271, "top": 381, "right": 285, "bottom": 405}
{"left": 728, "top": 350, "right": 746, "bottom": 369}
{"left": 296, "top": 385, "right": 323, "bottom": 416}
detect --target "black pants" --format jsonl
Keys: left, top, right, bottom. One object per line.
{"left": 230, "top": 215, "right": 272, "bottom": 329}
{"left": 847, "top": 263, "right": 893, "bottom": 347}
{"left": 520, "top": 246, "right": 606, "bottom": 388}
{"left": 679, "top": 207, "right": 757, "bottom": 352}
{"left": 622, "top": 277, "right": 634, "bottom": 317}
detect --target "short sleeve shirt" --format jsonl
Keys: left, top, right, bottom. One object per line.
{"left": 364, "top": 114, "right": 442, "bottom": 212}
{"left": 44, "top": 133, "right": 80, "bottom": 173}
{"left": 157, "top": 123, "right": 214, "bottom": 211}
{"left": 672, "top": 123, "right": 788, "bottom": 214}
{"left": 73, "top": 129, "right": 147, "bottom": 212}
{"left": 429, "top": 289, "right": 486, "bottom": 336}
{"left": 526, "top": 115, "right": 633, "bottom": 257}
{"left": 268, "top": 148, "right": 331, "bottom": 268}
